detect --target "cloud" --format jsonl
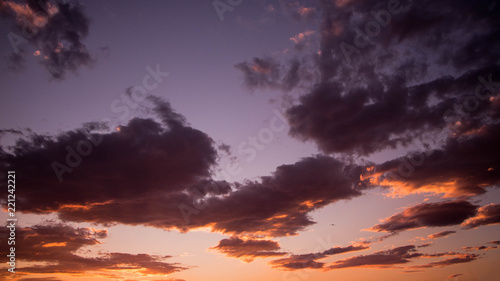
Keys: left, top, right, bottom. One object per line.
{"left": 271, "top": 253, "right": 326, "bottom": 270}
{"left": 462, "top": 203, "right": 500, "bottom": 229}
{"left": 236, "top": 0, "right": 500, "bottom": 160}
{"left": 0, "top": 128, "right": 23, "bottom": 135}
{"left": 290, "top": 30, "right": 316, "bottom": 50}
{"left": 0, "top": 98, "right": 366, "bottom": 238}
{"left": 278, "top": 1, "right": 317, "bottom": 21}
{"left": 290, "top": 30, "right": 315, "bottom": 45}
{"left": 328, "top": 245, "right": 422, "bottom": 269}
{"left": 326, "top": 245, "right": 478, "bottom": 270}
{"left": 462, "top": 245, "right": 498, "bottom": 251}
{"left": 270, "top": 244, "right": 369, "bottom": 270}
{"left": 209, "top": 237, "right": 286, "bottom": 262}
{"left": 0, "top": 99, "right": 218, "bottom": 214}
{"left": 370, "top": 123, "right": 500, "bottom": 197}
{"left": 234, "top": 57, "right": 283, "bottom": 90}
{"left": 0, "top": 0, "right": 94, "bottom": 80}
{"left": 368, "top": 201, "right": 478, "bottom": 233}
{"left": 235, "top": 56, "right": 316, "bottom": 93}
{"left": 427, "top": 230, "right": 456, "bottom": 240}
{"left": 408, "top": 254, "right": 479, "bottom": 269}
{"left": 0, "top": 224, "right": 188, "bottom": 279}
{"left": 56, "top": 155, "right": 365, "bottom": 237}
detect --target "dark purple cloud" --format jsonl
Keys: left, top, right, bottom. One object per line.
{"left": 463, "top": 245, "right": 498, "bottom": 251}
{"left": 327, "top": 245, "right": 478, "bottom": 270}
{"left": 0, "top": 0, "right": 94, "bottom": 80}
{"left": 56, "top": 155, "right": 365, "bottom": 237}
{"left": 270, "top": 244, "right": 369, "bottom": 270}
{"left": 328, "top": 245, "right": 422, "bottom": 269}
{"left": 237, "top": 0, "right": 500, "bottom": 161}
{"left": 368, "top": 201, "right": 478, "bottom": 233}
{"left": 409, "top": 255, "right": 479, "bottom": 269}
{"left": 209, "top": 237, "right": 286, "bottom": 262}
{"left": 0, "top": 99, "right": 218, "bottom": 214}
{"left": 0, "top": 97, "right": 366, "bottom": 238}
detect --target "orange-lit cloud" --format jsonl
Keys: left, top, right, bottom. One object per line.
{"left": 0, "top": 0, "right": 58, "bottom": 29}
{"left": 290, "top": 30, "right": 315, "bottom": 44}
{"left": 42, "top": 242, "right": 67, "bottom": 247}
{"left": 462, "top": 203, "right": 500, "bottom": 229}
{"left": 335, "top": 0, "right": 355, "bottom": 7}
{"left": 0, "top": 224, "right": 188, "bottom": 280}
{"left": 427, "top": 230, "right": 456, "bottom": 240}
{"left": 297, "top": 6, "right": 315, "bottom": 17}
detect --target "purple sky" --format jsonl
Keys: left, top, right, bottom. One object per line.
{"left": 0, "top": 1, "right": 499, "bottom": 281}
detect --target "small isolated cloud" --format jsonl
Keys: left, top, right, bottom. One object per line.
{"left": 368, "top": 201, "right": 478, "bottom": 233}
{"left": 296, "top": 6, "right": 316, "bottom": 18}
{"left": 235, "top": 57, "right": 281, "bottom": 90}
{"left": 462, "top": 204, "right": 500, "bottom": 229}
{"left": 290, "top": 30, "right": 315, "bottom": 44}
{"left": 427, "top": 230, "right": 456, "bottom": 240}
{"left": 290, "top": 30, "right": 315, "bottom": 50}
{"left": 280, "top": 1, "right": 317, "bottom": 21}
{"left": 235, "top": 57, "right": 312, "bottom": 92}
{"left": 209, "top": 237, "right": 286, "bottom": 262}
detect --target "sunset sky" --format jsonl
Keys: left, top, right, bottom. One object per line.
{"left": 0, "top": 0, "right": 499, "bottom": 280}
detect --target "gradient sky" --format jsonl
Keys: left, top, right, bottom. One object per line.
{"left": 0, "top": 0, "right": 499, "bottom": 281}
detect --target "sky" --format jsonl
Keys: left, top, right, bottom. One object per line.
{"left": 0, "top": 0, "right": 499, "bottom": 280}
